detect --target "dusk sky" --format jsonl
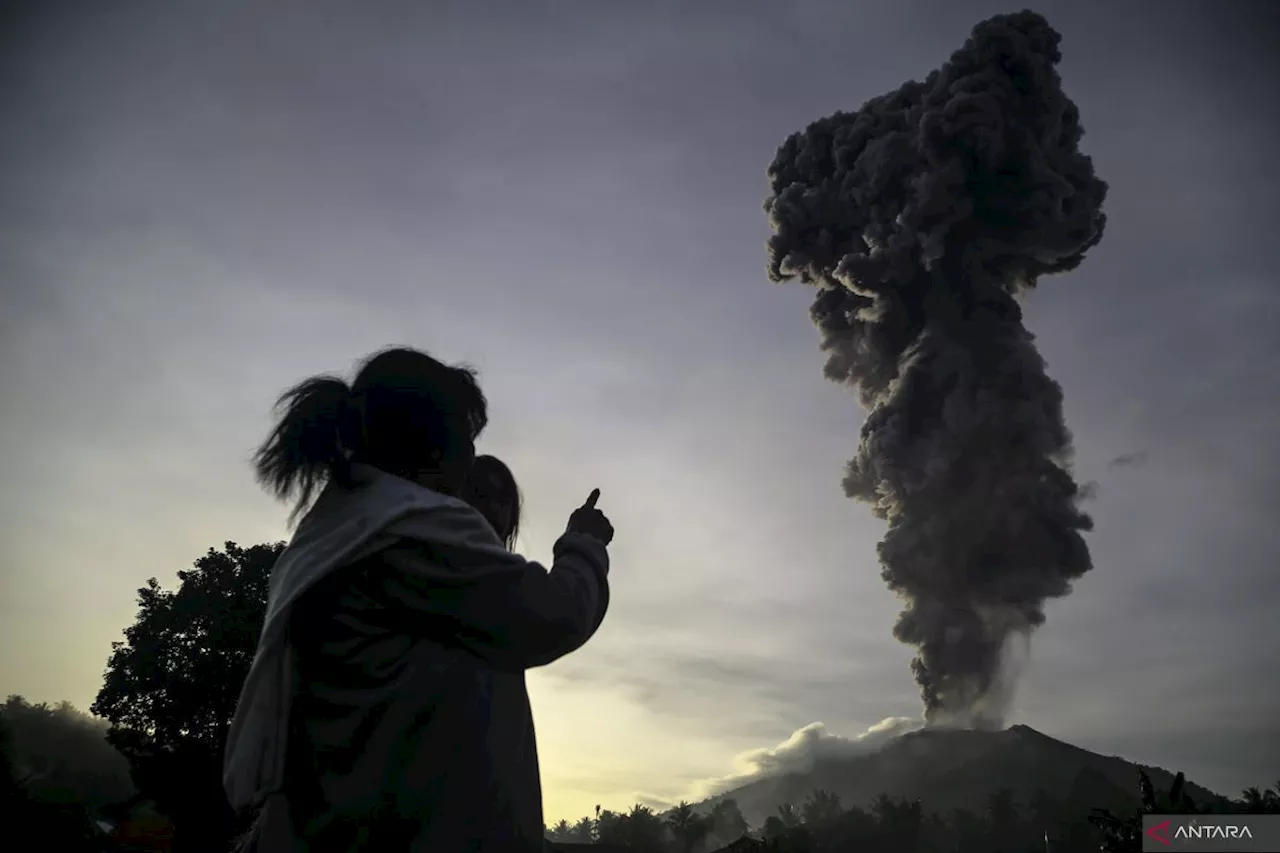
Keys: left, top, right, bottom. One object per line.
{"left": 2, "top": 1, "right": 1277, "bottom": 824}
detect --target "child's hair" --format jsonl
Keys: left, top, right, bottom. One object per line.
{"left": 254, "top": 346, "right": 488, "bottom": 520}
{"left": 463, "top": 454, "right": 523, "bottom": 550}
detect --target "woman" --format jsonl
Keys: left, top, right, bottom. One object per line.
{"left": 225, "top": 347, "right": 614, "bottom": 852}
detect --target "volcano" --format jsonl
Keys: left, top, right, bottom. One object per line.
{"left": 698, "top": 725, "right": 1225, "bottom": 828}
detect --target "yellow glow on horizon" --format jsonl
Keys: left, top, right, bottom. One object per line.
{"left": 528, "top": 671, "right": 734, "bottom": 824}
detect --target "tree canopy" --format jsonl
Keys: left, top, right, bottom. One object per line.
{"left": 90, "top": 541, "right": 282, "bottom": 852}
{"left": 92, "top": 541, "right": 282, "bottom": 754}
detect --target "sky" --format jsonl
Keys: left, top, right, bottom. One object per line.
{"left": 2, "top": 0, "right": 1278, "bottom": 824}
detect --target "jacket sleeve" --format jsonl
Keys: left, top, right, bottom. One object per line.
{"left": 375, "top": 531, "right": 610, "bottom": 671}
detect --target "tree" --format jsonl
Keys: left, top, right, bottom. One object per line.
{"left": 869, "top": 795, "right": 923, "bottom": 852}
{"left": 595, "top": 806, "right": 621, "bottom": 843}
{"left": 1027, "top": 787, "right": 1068, "bottom": 853}
{"left": 816, "top": 805, "right": 878, "bottom": 852}
{"left": 1090, "top": 770, "right": 1200, "bottom": 853}
{"left": 0, "top": 696, "right": 134, "bottom": 810}
{"left": 594, "top": 803, "right": 668, "bottom": 852}
{"left": 91, "top": 541, "right": 282, "bottom": 853}
{"left": 775, "top": 802, "right": 802, "bottom": 828}
{"left": 546, "top": 817, "right": 572, "bottom": 840}
{"left": 623, "top": 803, "right": 670, "bottom": 851}
{"left": 1, "top": 714, "right": 24, "bottom": 822}
{"left": 1238, "top": 782, "right": 1280, "bottom": 815}
{"left": 707, "top": 798, "right": 750, "bottom": 847}
{"left": 0, "top": 704, "right": 119, "bottom": 852}
{"left": 986, "top": 787, "right": 1019, "bottom": 825}
{"left": 93, "top": 541, "right": 281, "bottom": 751}
{"left": 666, "top": 800, "right": 712, "bottom": 853}
{"left": 758, "top": 802, "right": 816, "bottom": 853}
{"left": 800, "top": 789, "right": 842, "bottom": 828}
{"left": 947, "top": 807, "right": 988, "bottom": 853}
{"left": 569, "top": 814, "right": 596, "bottom": 842}
{"left": 984, "top": 786, "right": 1028, "bottom": 852}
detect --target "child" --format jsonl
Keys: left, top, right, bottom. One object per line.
{"left": 462, "top": 454, "right": 523, "bottom": 550}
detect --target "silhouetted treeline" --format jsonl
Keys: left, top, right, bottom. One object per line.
{"left": 0, "top": 696, "right": 130, "bottom": 850}
{"left": 546, "top": 772, "right": 1280, "bottom": 853}
{"left": 0, "top": 695, "right": 134, "bottom": 809}
{"left": 547, "top": 800, "right": 750, "bottom": 852}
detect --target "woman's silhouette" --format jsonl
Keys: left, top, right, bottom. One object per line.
{"left": 225, "top": 347, "right": 613, "bottom": 852}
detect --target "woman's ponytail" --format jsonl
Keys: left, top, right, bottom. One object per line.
{"left": 255, "top": 346, "right": 490, "bottom": 520}
{"left": 253, "top": 374, "right": 362, "bottom": 521}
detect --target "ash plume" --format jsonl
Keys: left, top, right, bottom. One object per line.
{"left": 764, "top": 11, "right": 1106, "bottom": 726}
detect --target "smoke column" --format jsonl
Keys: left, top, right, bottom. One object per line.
{"left": 764, "top": 11, "right": 1106, "bottom": 727}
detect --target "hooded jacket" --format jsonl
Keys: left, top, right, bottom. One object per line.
{"left": 223, "top": 464, "right": 609, "bottom": 851}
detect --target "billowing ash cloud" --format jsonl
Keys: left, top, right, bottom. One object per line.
{"left": 764, "top": 11, "right": 1107, "bottom": 726}
{"left": 694, "top": 717, "right": 922, "bottom": 798}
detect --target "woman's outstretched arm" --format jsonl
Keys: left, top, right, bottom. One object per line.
{"left": 375, "top": 525, "right": 611, "bottom": 670}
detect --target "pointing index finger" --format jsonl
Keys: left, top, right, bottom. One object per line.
{"left": 583, "top": 488, "right": 600, "bottom": 509}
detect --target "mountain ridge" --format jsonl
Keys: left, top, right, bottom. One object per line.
{"left": 695, "top": 724, "right": 1226, "bottom": 827}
